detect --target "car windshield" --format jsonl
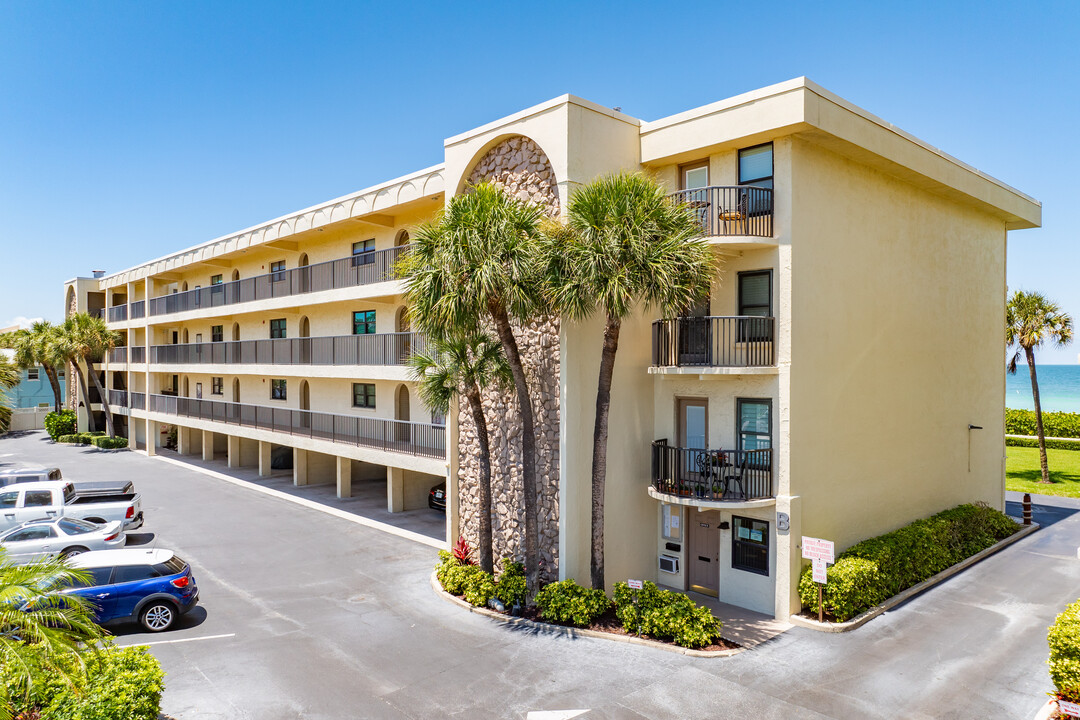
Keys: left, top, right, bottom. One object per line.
{"left": 57, "top": 517, "right": 99, "bottom": 535}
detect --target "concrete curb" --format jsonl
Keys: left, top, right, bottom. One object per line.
{"left": 429, "top": 570, "right": 743, "bottom": 658}
{"left": 148, "top": 452, "right": 446, "bottom": 550}
{"left": 789, "top": 521, "right": 1041, "bottom": 632}
{"left": 1032, "top": 698, "right": 1057, "bottom": 720}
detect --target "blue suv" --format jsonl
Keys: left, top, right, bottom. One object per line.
{"left": 64, "top": 548, "right": 200, "bottom": 632}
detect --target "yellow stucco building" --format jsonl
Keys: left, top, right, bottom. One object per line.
{"left": 64, "top": 78, "right": 1040, "bottom": 619}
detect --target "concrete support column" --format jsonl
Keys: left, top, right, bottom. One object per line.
{"left": 775, "top": 494, "right": 802, "bottom": 621}
{"left": 227, "top": 436, "right": 241, "bottom": 469}
{"left": 293, "top": 448, "right": 308, "bottom": 486}
{"left": 258, "top": 441, "right": 272, "bottom": 478}
{"left": 202, "top": 430, "right": 214, "bottom": 461}
{"left": 177, "top": 427, "right": 191, "bottom": 456}
{"left": 146, "top": 420, "right": 158, "bottom": 457}
{"left": 336, "top": 456, "right": 352, "bottom": 499}
{"left": 387, "top": 466, "right": 404, "bottom": 513}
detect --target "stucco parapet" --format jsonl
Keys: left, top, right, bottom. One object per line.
{"left": 444, "top": 94, "right": 639, "bottom": 149}
{"left": 648, "top": 366, "right": 779, "bottom": 378}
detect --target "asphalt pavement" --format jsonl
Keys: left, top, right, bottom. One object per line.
{"left": 1, "top": 430, "right": 1076, "bottom": 720}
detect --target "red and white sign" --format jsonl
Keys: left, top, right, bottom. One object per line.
{"left": 802, "top": 537, "right": 835, "bottom": 563}
{"left": 628, "top": 579, "right": 643, "bottom": 590}
{"left": 1059, "top": 700, "right": 1080, "bottom": 718}
{"left": 812, "top": 557, "right": 828, "bottom": 584}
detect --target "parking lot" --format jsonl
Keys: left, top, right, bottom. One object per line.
{"left": 1, "top": 430, "right": 1077, "bottom": 719}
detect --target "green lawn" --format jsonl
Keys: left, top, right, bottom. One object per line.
{"left": 1006, "top": 445, "right": 1080, "bottom": 497}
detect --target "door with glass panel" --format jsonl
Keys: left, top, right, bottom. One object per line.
{"left": 737, "top": 399, "right": 772, "bottom": 496}
{"left": 678, "top": 294, "right": 711, "bottom": 365}
{"left": 677, "top": 399, "right": 708, "bottom": 494}
{"left": 680, "top": 161, "right": 710, "bottom": 232}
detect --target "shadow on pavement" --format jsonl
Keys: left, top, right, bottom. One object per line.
{"left": 1006, "top": 497, "right": 1079, "bottom": 527}
{"left": 107, "top": 606, "right": 208, "bottom": 637}
{"left": 124, "top": 532, "right": 156, "bottom": 547}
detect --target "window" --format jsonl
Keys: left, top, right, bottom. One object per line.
{"left": 210, "top": 274, "right": 223, "bottom": 285}
{"left": 80, "top": 566, "right": 115, "bottom": 587}
{"left": 732, "top": 516, "right": 769, "bottom": 575}
{"left": 0, "top": 492, "right": 17, "bottom": 508}
{"left": 738, "top": 143, "right": 773, "bottom": 190}
{"left": 211, "top": 377, "right": 223, "bottom": 395}
{"left": 58, "top": 517, "right": 98, "bottom": 535}
{"left": 432, "top": 409, "right": 445, "bottom": 426}
{"left": 24, "top": 491, "right": 53, "bottom": 507}
{"left": 27, "top": 368, "right": 39, "bottom": 380}
{"left": 211, "top": 325, "right": 223, "bottom": 343}
{"left": 353, "top": 310, "right": 376, "bottom": 335}
{"left": 271, "top": 379, "right": 287, "bottom": 400}
{"left": 113, "top": 565, "right": 162, "bottom": 583}
{"left": 679, "top": 160, "right": 709, "bottom": 190}
{"left": 352, "top": 239, "right": 375, "bottom": 267}
{"left": 738, "top": 270, "right": 772, "bottom": 341}
{"left": 270, "top": 319, "right": 287, "bottom": 339}
{"left": 737, "top": 398, "right": 772, "bottom": 452}
{"left": 270, "top": 260, "right": 286, "bottom": 281}
{"left": 353, "top": 383, "right": 375, "bottom": 408}
{"left": 7, "top": 526, "right": 54, "bottom": 542}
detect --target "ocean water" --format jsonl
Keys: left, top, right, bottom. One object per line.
{"left": 1006, "top": 364, "right": 1080, "bottom": 413}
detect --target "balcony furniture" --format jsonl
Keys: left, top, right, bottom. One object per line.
{"left": 667, "top": 186, "right": 772, "bottom": 238}
{"left": 652, "top": 440, "right": 772, "bottom": 502}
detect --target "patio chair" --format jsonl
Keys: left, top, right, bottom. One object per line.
{"left": 718, "top": 191, "right": 749, "bottom": 235}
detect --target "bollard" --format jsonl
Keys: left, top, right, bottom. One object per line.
{"left": 1023, "top": 493, "right": 1032, "bottom": 526}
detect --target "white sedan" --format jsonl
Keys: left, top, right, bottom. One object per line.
{"left": 0, "top": 517, "right": 126, "bottom": 563}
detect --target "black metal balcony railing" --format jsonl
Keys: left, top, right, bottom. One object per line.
{"left": 149, "top": 332, "right": 427, "bottom": 367}
{"left": 108, "top": 389, "right": 128, "bottom": 407}
{"left": 652, "top": 316, "right": 775, "bottom": 368}
{"left": 145, "top": 394, "right": 445, "bottom": 459}
{"left": 130, "top": 392, "right": 146, "bottom": 410}
{"left": 130, "top": 300, "right": 146, "bottom": 320}
{"left": 668, "top": 186, "right": 773, "bottom": 238}
{"left": 108, "top": 305, "right": 128, "bottom": 323}
{"left": 651, "top": 440, "right": 772, "bottom": 502}
{"left": 108, "top": 347, "right": 127, "bottom": 364}
{"left": 147, "top": 245, "right": 410, "bottom": 317}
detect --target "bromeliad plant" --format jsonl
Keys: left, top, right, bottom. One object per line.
{"left": 451, "top": 537, "right": 473, "bottom": 565}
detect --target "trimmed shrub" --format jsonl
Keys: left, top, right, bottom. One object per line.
{"left": 43, "top": 409, "right": 77, "bottom": 440}
{"left": 613, "top": 581, "right": 722, "bottom": 649}
{"left": 436, "top": 552, "right": 486, "bottom": 597}
{"left": 1049, "top": 599, "right": 1080, "bottom": 704}
{"left": 91, "top": 436, "right": 128, "bottom": 450}
{"left": 57, "top": 434, "right": 90, "bottom": 445}
{"left": 799, "top": 503, "right": 1019, "bottom": 622}
{"left": 1007, "top": 408, "right": 1080, "bottom": 439}
{"left": 534, "top": 579, "right": 609, "bottom": 627}
{"left": 0, "top": 641, "right": 165, "bottom": 720}
{"left": 495, "top": 560, "right": 526, "bottom": 607}
{"left": 1007, "top": 436, "right": 1080, "bottom": 452}
{"left": 463, "top": 570, "right": 497, "bottom": 608}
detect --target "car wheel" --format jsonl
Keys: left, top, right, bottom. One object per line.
{"left": 60, "top": 546, "right": 89, "bottom": 560}
{"left": 140, "top": 602, "right": 176, "bottom": 632}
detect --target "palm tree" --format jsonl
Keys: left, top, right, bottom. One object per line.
{"left": 0, "top": 321, "right": 65, "bottom": 412}
{"left": 0, "top": 549, "right": 103, "bottom": 720}
{"left": 0, "top": 356, "right": 19, "bottom": 434}
{"left": 402, "top": 182, "right": 548, "bottom": 596}
{"left": 60, "top": 313, "right": 121, "bottom": 437}
{"left": 410, "top": 333, "right": 511, "bottom": 574}
{"left": 550, "top": 172, "right": 717, "bottom": 590}
{"left": 1007, "top": 290, "right": 1073, "bottom": 484}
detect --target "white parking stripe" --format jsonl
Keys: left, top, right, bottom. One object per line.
{"left": 526, "top": 712, "right": 590, "bottom": 720}
{"left": 117, "top": 632, "right": 236, "bottom": 648}
{"left": 151, "top": 454, "right": 446, "bottom": 549}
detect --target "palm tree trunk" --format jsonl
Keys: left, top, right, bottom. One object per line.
{"left": 42, "top": 363, "right": 62, "bottom": 412}
{"left": 590, "top": 314, "right": 621, "bottom": 591}
{"left": 1026, "top": 347, "right": 1052, "bottom": 483}
{"left": 488, "top": 300, "right": 540, "bottom": 599}
{"left": 466, "top": 384, "right": 495, "bottom": 574}
{"left": 71, "top": 362, "right": 97, "bottom": 433}
{"left": 84, "top": 360, "right": 116, "bottom": 438}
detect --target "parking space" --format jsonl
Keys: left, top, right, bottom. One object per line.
{"left": 1, "top": 431, "right": 1077, "bottom": 719}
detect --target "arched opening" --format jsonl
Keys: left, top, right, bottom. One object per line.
{"left": 181, "top": 281, "right": 188, "bottom": 292}
{"left": 65, "top": 286, "right": 75, "bottom": 318}
{"left": 182, "top": 329, "right": 189, "bottom": 344}
{"left": 297, "top": 253, "right": 310, "bottom": 293}
{"left": 232, "top": 378, "right": 240, "bottom": 403}
{"left": 299, "top": 316, "right": 310, "bottom": 338}
{"left": 396, "top": 306, "right": 409, "bottom": 333}
{"left": 396, "top": 306, "right": 411, "bottom": 362}
{"left": 298, "top": 253, "right": 309, "bottom": 267}
{"left": 298, "top": 316, "right": 311, "bottom": 363}
{"left": 394, "top": 230, "right": 410, "bottom": 247}
{"left": 231, "top": 269, "right": 240, "bottom": 282}
{"left": 299, "top": 380, "right": 310, "bottom": 412}
{"left": 182, "top": 376, "right": 189, "bottom": 397}
{"left": 395, "top": 384, "right": 411, "bottom": 443}
{"left": 231, "top": 323, "right": 240, "bottom": 342}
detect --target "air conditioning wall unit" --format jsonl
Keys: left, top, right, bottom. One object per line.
{"left": 659, "top": 554, "right": 680, "bottom": 574}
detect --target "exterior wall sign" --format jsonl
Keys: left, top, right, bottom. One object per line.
{"left": 628, "top": 579, "right": 643, "bottom": 590}
{"left": 1059, "top": 700, "right": 1080, "bottom": 718}
{"left": 801, "top": 537, "right": 835, "bottom": 563}
{"left": 811, "top": 557, "right": 828, "bottom": 584}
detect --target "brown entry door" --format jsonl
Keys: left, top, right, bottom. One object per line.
{"left": 688, "top": 511, "right": 721, "bottom": 596}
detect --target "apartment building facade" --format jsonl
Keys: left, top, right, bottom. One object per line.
{"left": 65, "top": 78, "right": 1040, "bottom": 619}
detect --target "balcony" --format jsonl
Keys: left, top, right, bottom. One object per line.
{"left": 651, "top": 440, "right": 772, "bottom": 503}
{"left": 130, "top": 300, "right": 145, "bottom": 320}
{"left": 651, "top": 316, "right": 775, "bottom": 369}
{"left": 147, "top": 245, "right": 410, "bottom": 317}
{"left": 108, "top": 347, "right": 127, "bottom": 364}
{"left": 668, "top": 186, "right": 772, "bottom": 238}
{"left": 145, "top": 394, "right": 445, "bottom": 459}
{"left": 148, "top": 333, "right": 426, "bottom": 367}
{"left": 108, "top": 305, "right": 128, "bottom": 323}
{"left": 108, "top": 389, "right": 128, "bottom": 407}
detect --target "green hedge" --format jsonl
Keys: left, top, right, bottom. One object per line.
{"left": 613, "top": 581, "right": 722, "bottom": 649}
{"left": 56, "top": 432, "right": 119, "bottom": 446}
{"left": 1049, "top": 599, "right": 1080, "bottom": 703}
{"left": 1007, "top": 436, "right": 1080, "bottom": 452}
{"left": 1006, "top": 408, "right": 1080, "bottom": 439}
{"left": 435, "top": 552, "right": 524, "bottom": 609}
{"left": 43, "top": 409, "right": 77, "bottom": 440}
{"left": 1, "top": 641, "right": 164, "bottom": 720}
{"left": 799, "top": 503, "right": 1019, "bottom": 622}
{"left": 535, "top": 579, "right": 609, "bottom": 627}
{"left": 58, "top": 434, "right": 91, "bottom": 445}
{"left": 91, "top": 436, "right": 128, "bottom": 450}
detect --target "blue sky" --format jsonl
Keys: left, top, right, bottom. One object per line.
{"left": 1, "top": 1, "right": 1077, "bottom": 360}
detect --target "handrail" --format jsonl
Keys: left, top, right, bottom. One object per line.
{"left": 652, "top": 316, "right": 775, "bottom": 368}
{"left": 668, "top": 185, "right": 773, "bottom": 238}
{"left": 149, "top": 332, "right": 427, "bottom": 366}
{"left": 651, "top": 441, "right": 772, "bottom": 501}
